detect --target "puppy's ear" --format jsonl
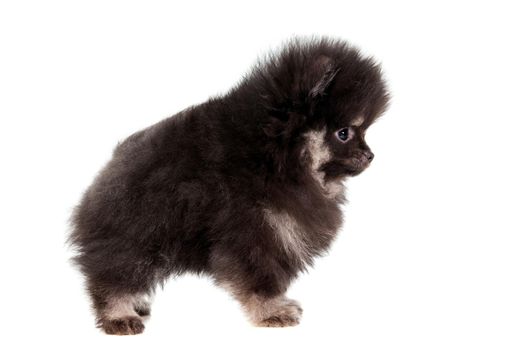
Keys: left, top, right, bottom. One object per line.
{"left": 259, "top": 54, "right": 339, "bottom": 138}
{"left": 307, "top": 55, "right": 339, "bottom": 99}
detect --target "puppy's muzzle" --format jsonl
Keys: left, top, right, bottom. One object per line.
{"left": 343, "top": 150, "right": 374, "bottom": 173}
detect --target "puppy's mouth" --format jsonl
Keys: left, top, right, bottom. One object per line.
{"left": 341, "top": 157, "right": 371, "bottom": 176}
{"left": 321, "top": 156, "right": 372, "bottom": 180}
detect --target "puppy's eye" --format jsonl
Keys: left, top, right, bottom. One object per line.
{"left": 336, "top": 128, "right": 353, "bottom": 142}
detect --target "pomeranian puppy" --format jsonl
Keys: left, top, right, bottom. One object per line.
{"left": 69, "top": 37, "right": 389, "bottom": 335}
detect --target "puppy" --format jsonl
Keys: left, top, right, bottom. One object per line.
{"left": 69, "top": 37, "right": 389, "bottom": 335}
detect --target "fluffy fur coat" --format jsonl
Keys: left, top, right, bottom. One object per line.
{"left": 69, "top": 37, "right": 389, "bottom": 334}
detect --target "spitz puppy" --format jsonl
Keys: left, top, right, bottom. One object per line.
{"left": 69, "top": 37, "right": 389, "bottom": 335}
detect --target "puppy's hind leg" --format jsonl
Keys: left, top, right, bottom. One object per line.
{"left": 87, "top": 278, "right": 155, "bottom": 335}
{"left": 93, "top": 292, "right": 147, "bottom": 335}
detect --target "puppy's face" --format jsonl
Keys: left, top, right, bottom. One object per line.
{"left": 296, "top": 53, "right": 387, "bottom": 185}
{"left": 263, "top": 45, "right": 388, "bottom": 185}
{"left": 321, "top": 114, "right": 375, "bottom": 180}
{"left": 301, "top": 111, "right": 377, "bottom": 193}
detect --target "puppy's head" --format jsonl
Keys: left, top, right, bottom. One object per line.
{"left": 254, "top": 38, "right": 389, "bottom": 185}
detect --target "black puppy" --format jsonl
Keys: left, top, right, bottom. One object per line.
{"left": 69, "top": 37, "right": 389, "bottom": 335}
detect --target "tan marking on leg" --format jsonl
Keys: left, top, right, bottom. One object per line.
{"left": 216, "top": 280, "right": 303, "bottom": 327}
{"left": 104, "top": 295, "right": 139, "bottom": 320}
{"left": 241, "top": 294, "right": 303, "bottom": 327}
{"left": 99, "top": 294, "right": 146, "bottom": 335}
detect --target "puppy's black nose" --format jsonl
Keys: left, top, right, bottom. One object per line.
{"left": 364, "top": 150, "right": 374, "bottom": 161}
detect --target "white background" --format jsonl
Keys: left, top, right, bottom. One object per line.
{"left": 1, "top": 1, "right": 524, "bottom": 349}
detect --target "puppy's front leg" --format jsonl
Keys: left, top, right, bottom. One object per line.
{"left": 240, "top": 293, "right": 303, "bottom": 327}
{"left": 211, "top": 251, "right": 303, "bottom": 327}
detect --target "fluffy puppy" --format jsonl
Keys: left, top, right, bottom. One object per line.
{"left": 69, "top": 37, "right": 389, "bottom": 335}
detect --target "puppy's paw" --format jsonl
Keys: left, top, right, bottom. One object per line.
{"left": 255, "top": 298, "right": 303, "bottom": 327}
{"left": 100, "top": 316, "right": 145, "bottom": 335}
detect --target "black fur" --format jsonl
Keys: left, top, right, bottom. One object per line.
{"left": 69, "top": 37, "right": 389, "bottom": 334}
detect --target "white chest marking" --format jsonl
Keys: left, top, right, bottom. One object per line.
{"left": 263, "top": 208, "right": 310, "bottom": 261}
